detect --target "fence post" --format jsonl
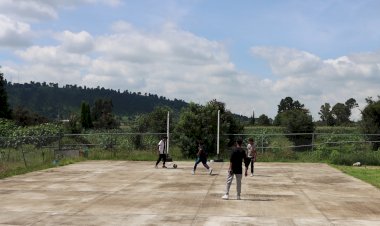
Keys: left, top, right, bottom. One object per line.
{"left": 261, "top": 135, "right": 264, "bottom": 153}
{"left": 21, "top": 147, "right": 28, "bottom": 168}
{"left": 312, "top": 133, "right": 315, "bottom": 152}
{"left": 58, "top": 133, "right": 63, "bottom": 151}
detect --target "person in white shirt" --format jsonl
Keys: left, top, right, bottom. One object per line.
{"left": 155, "top": 136, "right": 167, "bottom": 168}
{"left": 246, "top": 138, "right": 257, "bottom": 176}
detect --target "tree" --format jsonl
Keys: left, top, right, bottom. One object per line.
{"left": 80, "top": 101, "right": 93, "bottom": 129}
{"left": 5, "top": 81, "right": 188, "bottom": 120}
{"left": 281, "top": 109, "right": 315, "bottom": 151}
{"left": 318, "top": 103, "right": 335, "bottom": 126}
{"left": 331, "top": 98, "right": 358, "bottom": 125}
{"left": 361, "top": 96, "right": 380, "bottom": 151}
{"left": 133, "top": 106, "right": 172, "bottom": 133}
{"left": 250, "top": 110, "right": 255, "bottom": 125}
{"left": 277, "top": 97, "right": 304, "bottom": 114}
{"left": 12, "top": 106, "right": 49, "bottom": 126}
{"left": 331, "top": 103, "right": 350, "bottom": 125}
{"left": 274, "top": 97, "right": 315, "bottom": 150}
{"left": 0, "top": 68, "right": 12, "bottom": 119}
{"left": 66, "top": 113, "right": 81, "bottom": 134}
{"left": 345, "top": 98, "right": 358, "bottom": 110}
{"left": 91, "top": 99, "right": 119, "bottom": 129}
{"left": 131, "top": 106, "right": 173, "bottom": 149}
{"left": 174, "top": 100, "right": 243, "bottom": 158}
{"left": 256, "top": 114, "right": 271, "bottom": 126}
{"left": 274, "top": 97, "right": 306, "bottom": 125}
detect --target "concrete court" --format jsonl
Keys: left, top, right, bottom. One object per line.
{"left": 0, "top": 161, "right": 379, "bottom": 226}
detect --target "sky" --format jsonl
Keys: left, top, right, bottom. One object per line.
{"left": 1, "top": 0, "right": 379, "bottom": 121}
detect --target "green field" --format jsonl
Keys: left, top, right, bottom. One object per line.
{"left": 332, "top": 165, "right": 380, "bottom": 189}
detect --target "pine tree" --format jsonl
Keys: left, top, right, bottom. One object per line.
{"left": 80, "top": 101, "right": 93, "bottom": 129}
{"left": 85, "top": 103, "right": 93, "bottom": 128}
{"left": 250, "top": 110, "right": 255, "bottom": 125}
{"left": 0, "top": 68, "right": 12, "bottom": 119}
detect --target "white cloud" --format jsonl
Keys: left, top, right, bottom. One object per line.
{"left": 57, "top": 30, "right": 94, "bottom": 53}
{"left": 7, "top": 23, "right": 255, "bottom": 116}
{"left": 0, "top": 0, "right": 123, "bottom": 49}
{"left": 251, "top": 46, "right": 322, "bottom": 76}
{"left": 16, "top": 45, "right": 91, "bottom": 67}
{"left": 4, "top": 18, "right": 379, "bottom": 122}
{"left": 0, "top": 0, "right": 58, "bottom": 22}
{"left": 0, "top": 15, "right": 32, "bottom": 47}
{"left": 110, "top": 21, "right": 135, "bottom": 33}
{"left": 251, "top": 46, "right": 380, "bottom": 120}
{"left": 0, "top": 0, "right": 122, "bottom": 23}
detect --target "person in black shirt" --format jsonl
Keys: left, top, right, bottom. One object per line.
{"left": 222, "top": 137, "right": 249, "bottom": 200}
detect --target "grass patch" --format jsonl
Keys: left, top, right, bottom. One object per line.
{"left": 332, "top": 165, "right": 380, "bottom": 189}
{"left": 0, "top": 158, "right": 83, "bottom": 179}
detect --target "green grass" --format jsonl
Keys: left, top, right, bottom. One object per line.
{"left": 332, "top": 165, "right": 380, "bottom": 189}
{"left": 0, "top": 158, "right": 83, "bottom": 179}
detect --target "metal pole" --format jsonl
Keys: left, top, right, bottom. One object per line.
{"left": 217, "top": 110, "right": 220, "bottom": 158}
{"left": 167, "top": 111, "right": 170, "bottom": 155}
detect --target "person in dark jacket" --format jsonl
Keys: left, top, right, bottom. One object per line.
{"left": 192, "top": 141, "right": 212, "bottom": 175}
{"left": 222, "top": 137, "right": 249, "bottom": 200}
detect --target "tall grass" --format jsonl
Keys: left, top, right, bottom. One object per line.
{"left": 1, "top": 126, "right": 379, "bottom": 180}
{"left": 0, "top": 145, "right": 84, "bottom": 179}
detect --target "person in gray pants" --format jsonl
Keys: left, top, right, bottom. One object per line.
{"left": 222, "top": 137, "right": 249, "bottom": 200}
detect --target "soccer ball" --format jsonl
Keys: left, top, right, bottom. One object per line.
{"left": 173, "top": 163, "right": 177, "bottom": 169}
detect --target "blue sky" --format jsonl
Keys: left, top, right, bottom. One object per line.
{"left": 1, "top": 0, "right": 380, "bottom": 120}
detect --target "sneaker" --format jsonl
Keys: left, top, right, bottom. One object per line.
{"left": 162, "top": 165, "right": 167, "bottom": 168}
{"left": 191, "top": 170, "right": 195, "bottom": 175}
{"left": 250, "top": 173, "right": 254, "bottom": 177}
{"left": 237, "top": 195, "right": 241, "bottom": 200}
{"left": 222, "top": 194, "right": 229, "bottom": 200}
{"left": 209, "top": 168, "right": 213, "bottom": 175}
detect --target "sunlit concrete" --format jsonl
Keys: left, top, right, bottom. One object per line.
{"left": 0, "top": 161, "right": 379, "bottom": 225}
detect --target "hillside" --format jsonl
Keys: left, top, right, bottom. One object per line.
{"left": 5, "top": 82, "right": 188, "bottom": 119}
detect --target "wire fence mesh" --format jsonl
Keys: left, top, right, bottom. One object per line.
{"left": 1, "top": 132, "right": 379, "bottom": 171}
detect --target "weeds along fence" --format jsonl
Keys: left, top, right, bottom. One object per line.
{"left": 217, "top": 133, "right": 380, "bottom": 160}
{"left": 1, "top": 132, "right": 380, "bottom": 170}
{"left": 0, "top": 132, "right": 166, "bottom": 171}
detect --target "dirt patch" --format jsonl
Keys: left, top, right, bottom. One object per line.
{"left": 312, "top": 176, "right": 351, "bottom": 184}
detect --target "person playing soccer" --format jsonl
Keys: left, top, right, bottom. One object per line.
{"left": 222, "top": 137, "right": 249, "bottom": 200}
{"left": 246, "top": 137, "right": 257, "bottom": 176}
{"left": 155, "top": 136, "right": 167, "bottom": 168}
{"left": 192, "top": 141, "right": 212, "bottom": 175}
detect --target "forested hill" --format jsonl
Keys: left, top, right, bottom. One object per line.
{"left": 5, "top": 82, "right": 188, "bottom": 119}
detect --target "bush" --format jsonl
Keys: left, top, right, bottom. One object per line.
{"left": 361, "top": 97, "right": 380, "bottom": 151}
{"left": 174, "top": 100, "right": 243, "bottom": 158}
{"left": 280, "top": 110, "right": 315, "bottom": 151}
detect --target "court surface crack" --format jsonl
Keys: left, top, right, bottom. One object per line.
{"left": 191, "top": 161, "right": 225, "bottom": 225}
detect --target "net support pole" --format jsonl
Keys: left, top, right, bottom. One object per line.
{"left": 167, "top": 111, "right": 170, "bottom": 155}
{"left": 217, "top": 109, "right": 220, "bottom": 158}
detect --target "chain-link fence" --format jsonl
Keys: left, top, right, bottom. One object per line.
{"left": 0, "top": 132, "right": 166, "bottom": 172}
{"left": 1, "top": 132, "right": 380, "bottom": 173}
{"left": 217, "top": 133, "right": 380, "bottom": 159}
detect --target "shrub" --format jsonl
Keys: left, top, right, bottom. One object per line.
{"left": 361, "top": 97, "right": 380, "bottom": 151}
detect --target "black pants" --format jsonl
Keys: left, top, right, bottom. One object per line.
{"left": 248, "top": 157, "right": 254, "bottom": 174}
{"left": 156, "top": 154, "right": 166, "bottom": 166}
